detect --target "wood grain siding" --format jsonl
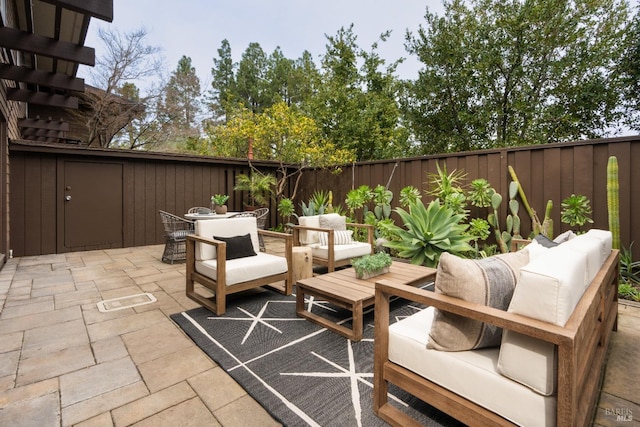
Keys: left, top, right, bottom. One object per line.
{"left": 298, "top": 136, "right": 640, "bottom": 255}
{"left": 7, "top": 136, "right": 640, "bottom": 259}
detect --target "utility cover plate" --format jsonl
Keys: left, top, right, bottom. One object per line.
{"left": 97, "top": 293, "right": 157, "bottom": 313}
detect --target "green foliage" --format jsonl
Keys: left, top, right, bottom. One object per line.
{"left": 352, "top": 252, "right": 392, "bottom": 278}
{"left": 618, "top": 283, "right": 640, "bottom": 302}
{"left": 233, "top": 172, "right": 276, "bottom": 207}
{"left": 277, "top": 197, "right": 295, "bottom": 229}
{"left": 468, "top": 179, "right": 493, "bottom": 208}
{"left": 380, "top": 199, "right": 473, "bottom": 267}
{"left": 210, "top": 194, "right": 229, "bottom": 206}
{"left": 309, "top": 190, "right": 330, "bottom": 213}
{"left": 399, "top": 186, "right": 421, "bottom": 207}
{"left": 560, "top": 194, "right": 594, "bottom": 229}
{"left": 405, "top": 0, "right": 632, "bottom": 153}
{"left": 426, "top": 162, "right": 468, "bottom": 215}
{"left": 607, "top": 156, "right": 621, "bottom": 249}
{"left": 620, "top": 242, "right": 640, "bottom": 285}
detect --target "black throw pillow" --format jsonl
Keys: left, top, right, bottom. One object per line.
{"left": 213, "top": 234, "right": 257, "bottom": 260}
{"left": 534, "top": 234, "right": 559, "bottom": 248}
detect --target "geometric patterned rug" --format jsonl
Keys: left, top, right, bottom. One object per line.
{"left": 171, "top": 288, "right": 463, "bottom": 427}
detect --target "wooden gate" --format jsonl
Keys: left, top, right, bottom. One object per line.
{"left": 58, "top": 160, "right": 123, "bottom": 252}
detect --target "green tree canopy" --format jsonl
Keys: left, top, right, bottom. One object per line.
{"left": 405, "top": 0, "right": 632, "bottom": 154}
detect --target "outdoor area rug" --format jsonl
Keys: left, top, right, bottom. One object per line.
{"left": 171, "top": 288, "right": 464, "bottom": 427}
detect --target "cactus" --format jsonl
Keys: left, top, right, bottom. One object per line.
{"left": 508, "top": 165, "right": 552, "bottom": 237}
{"left": 607, "top": 156, "right": 620, "bottom": 249}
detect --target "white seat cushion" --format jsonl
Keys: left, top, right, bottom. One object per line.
{"left": 195, "top": 252, "right": 288, "bottom": 286}
{"left": 389, "top": 307, "right": 556, "bottom": 427}
{"left": 310, "top": 241, "right": 371, "bottom": 261}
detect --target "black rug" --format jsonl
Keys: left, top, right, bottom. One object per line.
{"left": 171, "top": 288, "right": 463, "bottom": 427}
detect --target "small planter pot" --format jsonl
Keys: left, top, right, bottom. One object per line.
{"left": 356, "top": 266, "right": 389, "bottom": 280}
{"left": 214, "top": 205, "right": 228, "bottom": 214}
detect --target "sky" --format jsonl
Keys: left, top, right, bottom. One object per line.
{"left": 78, "top": 0, "right": 446, "bottom": 88}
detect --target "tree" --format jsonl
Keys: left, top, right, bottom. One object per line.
{"left": 157, "top": 55, "right": 202, "bottom": 148}
{"left": 207, "top": 102, "right": 355, "bottom": 201}
{"left": 405, "top": 0, "right": 632, "bottom": 154}
{"left": 209, "top": 39, "right": 236, "bottom": 123}
{"left": 619, "top": 9, "right": 640, "bottom": 131}
{"left": 236, "top": 42, "right": 269, "bottom": 113}
{"left": 308, "top": 25, "right": 409, "bottom": 161}
{"left": 80, "top": 27, "right": 164, "bottom": 148}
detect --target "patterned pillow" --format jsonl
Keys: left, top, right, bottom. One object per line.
{"left": 427, "top": 250, "right": 529, "bottom": 351}
{"left": 318, "top": 230, "right": 354, "bottom": 246}
{"left": 319, "top": 213, "right": 347, "bottom": 230}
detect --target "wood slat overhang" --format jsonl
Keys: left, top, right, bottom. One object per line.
{"left": 0, "top": 63, "right": 85, "bottom": 92}
{"left": 19, "top": 118, "right": 70, "bottom": 132}
{"left": 39, "top": 0, "right": 114, "bottom": 23}
{"left": 7, "top": 88, "right": 79, "bottom": 109}
{"left": 0, "top": 26, "right": 95, "bottom": 66}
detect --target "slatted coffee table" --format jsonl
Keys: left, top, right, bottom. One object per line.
{"left": 295, "top": 262, "right": 436, "bottom": 341}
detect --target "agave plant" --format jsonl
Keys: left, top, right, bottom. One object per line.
{"left": 380, "top": 199, "right": 474, "bottom": 267}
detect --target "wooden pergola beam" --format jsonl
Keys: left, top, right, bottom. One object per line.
{"left": 19, "top": 118, "right": 70, "bottom": 132}
{"left": 0, "top": 27, "right": 95, "bottom": 66}
{"left": 0, "top": 64, "right": 85, "bottom": 92}
{"left": 39, "top": 0, "right": 114, "bottom": 23}
{"left": 7, "top": 88, "right": 79, "bottom": 109}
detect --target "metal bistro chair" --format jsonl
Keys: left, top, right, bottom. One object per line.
{"left": 159, "top": 210, "right": 195, "bottom": 264}
{"left": 187, "top": 206, "right": 212, "bottom": 214}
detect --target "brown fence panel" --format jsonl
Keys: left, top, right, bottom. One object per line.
{"left": 9, "top": 136, "right": 640, "bottom": 259}
{"left": 298, "top": 136, "right": 639, "bottom": 255}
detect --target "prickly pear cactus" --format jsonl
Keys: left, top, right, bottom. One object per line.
{"left": 607, "top": 156, "right": 620, "bottom": 249}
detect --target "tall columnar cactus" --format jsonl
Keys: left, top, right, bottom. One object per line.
{"left": 607, "top": 156, "right": 620, "bottom": 249}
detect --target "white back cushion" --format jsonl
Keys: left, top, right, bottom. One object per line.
{"left": 560, "top": 230, "right": 612, "bottom": 288}
{"left": 497, "top": 246, "right": 588, "bottom": 396}
{"left": 195, "top": 217, "right": 259, "bottom": 261}
{"left": 298, "top": 215, "right": 320, "bottom": 244}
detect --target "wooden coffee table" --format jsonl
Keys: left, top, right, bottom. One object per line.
{"left": 295, "top": 262, "right": 436, "bottom": 341}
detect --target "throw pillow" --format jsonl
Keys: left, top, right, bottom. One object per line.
{"left": 319, "top": 213, "right": 347, "bottom": 231}
{"left": 427, "top": 250, "right": 529, "bottom": 351}
{"left": 318, "top": 229, "right": 354, "bottom": 246}
{"left": 534, "top": 234, "right": 558, "bottom": 248}
{"left": 213, "top": 234, "right": 257, "bottom": 260}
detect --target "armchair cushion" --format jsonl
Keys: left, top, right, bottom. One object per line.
{"left": 310, "top": 241, "right": 372, "bottom": 262}
{"left": 498, "top": 246, "right": 588, "bottom": 396}
{"left": 319, "top": 213, "right": 346, "bottom": 230}
{"left": 428, "top": 250, "right": 529, "bottom": 351}
{"left": 213, "top": 234, "right": 257, "bottom": 260}
{"left": 196, "top": 252, "right": 288, "bottom": 286}
{"left": 297, "top": 215, "right": 320, "bottom": 244}
{"left": 390, "top": 307, "right": 556, "bottom": 427}
{"left": 195, "top": 217, "right": 259, "bottom": 261}
{"left": 318, "top": 230, "right": 354, "bottom": 245}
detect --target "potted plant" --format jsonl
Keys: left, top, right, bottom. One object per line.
{"left": 234, "top": 172, "right": 276, "bottom": 210}
{"left": 211, "top": 194, "right": 229, "bottom": 214}
{"left": 352, "top": 252, "right": 392, "bottom": 279}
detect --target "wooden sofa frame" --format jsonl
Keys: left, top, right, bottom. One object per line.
{"left": 373, "top": 249, "right": 619, "bottom": 427}
{"left": 186, "top": 229, "right": 293, "bottom": 315}
{"left": 292, "top": 222, "right": 374, "bottom": 272}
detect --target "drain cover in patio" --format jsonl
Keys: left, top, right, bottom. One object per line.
{"left": 97, "top": 293, "right": 157, "bottom": 312}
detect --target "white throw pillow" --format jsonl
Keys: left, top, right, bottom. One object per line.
{"left": 318, "top": 229, "right": 354, "bottom": 246}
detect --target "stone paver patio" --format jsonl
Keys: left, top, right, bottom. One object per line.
{"left": 0, "top": 243, "right": 637, "bottom": 426}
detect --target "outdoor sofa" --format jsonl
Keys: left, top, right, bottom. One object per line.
{"left": 373, "top": 229, "right": 618, "bottom": 426}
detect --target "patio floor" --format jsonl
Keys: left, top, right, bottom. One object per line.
{"left": 0, "top": 243, "right": 638, "bottom": 426}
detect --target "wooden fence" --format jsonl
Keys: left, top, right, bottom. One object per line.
{"left": 297, "top": 136, "right": 639, "bottom": 252}
{"left": 8, "top": 135, "right": 639, "bottom": 258}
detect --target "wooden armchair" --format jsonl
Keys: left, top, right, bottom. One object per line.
{"left": 292, "top": 213, "right": 373, "bottom": 272}
{"left": 186, "top": 216, "right": 293, "bottom": 315}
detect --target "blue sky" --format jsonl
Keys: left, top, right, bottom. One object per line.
{"left": 79, "top": 0, "right": 445, "bottom": 87}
